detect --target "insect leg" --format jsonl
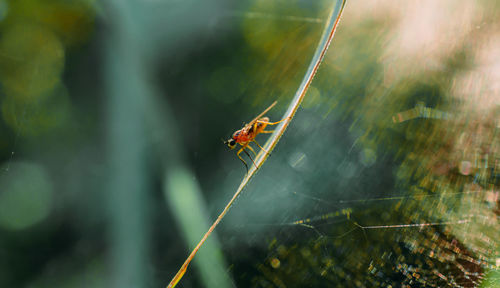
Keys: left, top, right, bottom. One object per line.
{"left": 257, "top": 116, "right": 290, "bottom": 126}
{"left": 246, "top": 144, "right": 257, "bottom": 156}
{"left": 259, "top": 130, "right": 274, "bottom": 134}
{"left": 243, "top": 148, "right": 259, "bottom": 169}
{"left": 253, "top": 140, "right": 270, "bottom": 155}
{"left": 236, "top": 147, "right": 249, "bottom": 173}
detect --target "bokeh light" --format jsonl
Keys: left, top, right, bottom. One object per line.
{"left": 0, "top": 23, "right": 64, "bottom": 101}
{"left": 0, "top": 0, "right": 498, "bottom": 287}
{"left": 0, "top": 161, "right": 53, "bottom": 230}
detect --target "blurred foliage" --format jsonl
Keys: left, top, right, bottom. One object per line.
{"left": 0, "top": 0, "right": 94, "bottom": 138}
{"left": 0, "top": 0, "right": 498, "bottom": 287}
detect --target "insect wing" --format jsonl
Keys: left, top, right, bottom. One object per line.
{"left": 247, "top": 101, "right": 277, "bottom": 127}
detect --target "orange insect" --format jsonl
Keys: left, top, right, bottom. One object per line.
{"left": 224, "top": 101, "right": 286, "bottom": 171}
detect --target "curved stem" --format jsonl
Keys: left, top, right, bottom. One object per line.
{"left": 167, "top": 1, "right": 347, "bottom": 287}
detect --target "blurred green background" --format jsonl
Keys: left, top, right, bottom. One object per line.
{"left": 0, "top": 0, "right": 498, "bottom": 287}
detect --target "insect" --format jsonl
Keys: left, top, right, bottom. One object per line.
{"left": 224, "top": 101, "right": 287, "bottom": 172}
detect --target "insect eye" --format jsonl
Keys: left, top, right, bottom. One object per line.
{"left": 228, "top": 139, "right": 236, "bottom": 149}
